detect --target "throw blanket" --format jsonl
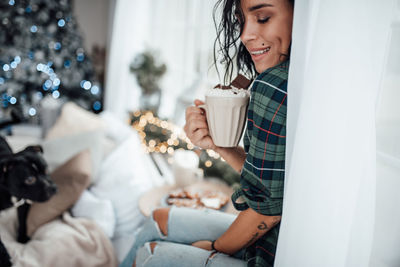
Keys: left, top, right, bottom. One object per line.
{"left": 0, "top": 208, "right": 118, "bottom": 267}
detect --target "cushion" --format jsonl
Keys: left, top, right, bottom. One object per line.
{"left": 90, "top": 133, "right": 162, "bottom": 238}
{"left": 41, "top": 130, "right": 104, "bottom": 180}
{"left": 71, "top": 190, "right": 116, "bottom": 238}
{"left": 100, "top": 111, "right": 134, "bottom": 144}
{"left": 5, "top": 135, "right": 42, "bottom": 153}
{"left": 45, "top": 102, "right": 105, "bottom": 140}
{"left": 26, "top": 150, "right": 92, "bottom": 237}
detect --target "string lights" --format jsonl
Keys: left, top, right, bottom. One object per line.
{"left": 130, "top": 111, "right": 240, "bottom": 185}
{"left": 130, "top": 110, "right": 223, "bottom": 166}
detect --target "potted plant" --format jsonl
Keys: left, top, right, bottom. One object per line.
{"left": 130, "top": 50, "right": 167, "bottom": 115}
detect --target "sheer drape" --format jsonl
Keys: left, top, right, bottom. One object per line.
{"left": 104, "top": 0, "right": 151, "bottom": 119}
{"left": 276, "top": 0, "right": 396, "bottom": 267}
{"left": 371, "top": 17, "right": 400, "bottom": 267}
{"left": 276, "top": 1, "right": 398, "bottom": 266}
{"left": 104, "top": 0, "right": 217, "bottom": 120}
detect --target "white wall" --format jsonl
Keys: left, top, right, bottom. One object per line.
{"left": 72, "top": 0, "right": 110, "bottom": 52}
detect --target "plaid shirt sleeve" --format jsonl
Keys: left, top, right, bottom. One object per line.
{"left": 232, "top": 60, "right": 289, "bottom": 216}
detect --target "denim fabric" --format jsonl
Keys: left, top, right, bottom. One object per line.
{"left": 135, "top": 241, "right": 247, "bottom": 267}
{"left": 119, "top": 206, "right": 246, "bottom": 267}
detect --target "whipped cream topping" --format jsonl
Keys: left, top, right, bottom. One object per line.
{"left": 205, "top": 87, "right": 250, "bottom": 98}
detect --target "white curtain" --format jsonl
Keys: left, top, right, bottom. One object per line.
{"left": 371, "top": 16, "right": 400, "bottom": 267}
{"left": 276, "top": 1, "right": 398, "bottom": 267}
{"left": 104, "top": 0, "right": 217, "bottom": 120}
{"left": 104, "top": 0, "right": 151, "bottom": 120}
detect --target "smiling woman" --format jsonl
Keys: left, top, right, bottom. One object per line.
{"left": 120, "top": 0, "right": 295, "bottom": 267}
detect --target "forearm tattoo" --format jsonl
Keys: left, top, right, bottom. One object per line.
{"left": 257, "top": 221, "right": 268, "bottom": 230}
{"left": 245, "top": 220, "right": 280, "bottom": 248}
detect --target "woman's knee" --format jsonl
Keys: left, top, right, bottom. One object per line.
{"left": 152, "top": 207, "right": 170, "bottom": 236}
{"left": 134, "top": 242, "right": 158, "bottom": 267}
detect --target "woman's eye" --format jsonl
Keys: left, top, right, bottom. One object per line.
{"left": 25, "top": 176, "right": 37, "bottom": 185}
{"left": 258, "top": 17, "right": 270, "bottom": 23}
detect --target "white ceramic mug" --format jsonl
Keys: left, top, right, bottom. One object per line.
{"left": 199, "top": 93, "right": 249, "bottom": 147}
{"left": 173, "top": 150, "right": 203, "bottom": 188}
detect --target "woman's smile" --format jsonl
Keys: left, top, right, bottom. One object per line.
{"left": 249, "top": 46, "right": 271, "bottom": 62}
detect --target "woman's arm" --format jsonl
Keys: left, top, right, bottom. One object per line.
{"left": 215, "top": 208, "right": 280, "bottom": 254}
{"left": 192, "top": 209, "right": 280, "bottom": 254}
{"left": 214, "top": 146, "right": 246, "bottom": 173}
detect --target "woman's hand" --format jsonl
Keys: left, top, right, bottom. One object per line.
{"left": 191, "top": 240, "right": 213, "bottom": 251}
{"left": 184, "top": 99, "right": 216, "bottom": 150}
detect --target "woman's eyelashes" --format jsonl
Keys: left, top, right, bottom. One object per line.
{"left": 257, "top": 16, "right": 270, "bottom": 24}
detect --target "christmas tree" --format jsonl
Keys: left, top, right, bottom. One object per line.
{"left": 0, "top": 0, "right": 102, "bottom": 121}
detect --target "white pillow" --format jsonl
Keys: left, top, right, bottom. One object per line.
{"left": 90, "top": 133, "right": 162, "bottom": 237}
{"left": 46, "top": 102, "right": 105, "bottom": 140}
{"left": 41, "top": 130, "right": 104, "bottom": 182}
{"left": 5, "top": 135, "right": 42, "bottom": 153}
{"left": 72, "top": 190, "right": 116, "bottom": 239}
{"left": 100, "top": 111, "right": 134, "bottom": 144}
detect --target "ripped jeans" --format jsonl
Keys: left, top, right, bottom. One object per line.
{"left": 119, "top": 206, "right": 247, "bottom": 267}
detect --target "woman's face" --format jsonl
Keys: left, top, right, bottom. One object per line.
{"left": 239, "top": 0, "right": 293, "bottom": 73}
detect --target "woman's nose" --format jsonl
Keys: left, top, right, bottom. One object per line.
{"left": 240, "top": 21, "right": 257, "bottom": 44}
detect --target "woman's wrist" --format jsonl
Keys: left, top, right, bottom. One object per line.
{"left": 211, "top": 240, "right": 219, "bottom": 251}
{"left": 213, "top": 146, "right": 245, "bottom": 173}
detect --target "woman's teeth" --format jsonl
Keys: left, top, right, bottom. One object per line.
{"left": 251, "top": 47, "right": 270, "bottom": 55}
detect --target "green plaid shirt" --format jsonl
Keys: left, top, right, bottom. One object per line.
{"left": 232, "top": 60, "right": 289, "bottom": 267}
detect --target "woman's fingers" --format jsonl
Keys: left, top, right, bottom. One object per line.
{"left": 194, "top": 99, "right": 205, "bottom": 106}
{"left": 185, "top": 106, "right": 204, "bottom": 120}
{"left": 185, "top": 109, "right": 207, "bottom": 134}
{"left": 187, "top": 115, "right": 208, "bottom": 130}
{"left": 184, "top": 124, "right": 207, "bottom": 144}
{"left": 184, "top": 103, "right": 216, "bottom": 150}
{"left": 191, "top": 128, "right": 209, "bottom": 142}
{"left": 192, "top": 240, "right": 212, "bottom": 251}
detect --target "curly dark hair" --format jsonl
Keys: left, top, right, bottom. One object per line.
{"left": 213, "top": 0, "right": 294, "bottom": 83}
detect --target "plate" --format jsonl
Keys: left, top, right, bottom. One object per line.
{"left": 139, "top": 179, "right": 238, "bottom": 217}
{"left": 161, "top": 189, "right": 229, "bottom": 211}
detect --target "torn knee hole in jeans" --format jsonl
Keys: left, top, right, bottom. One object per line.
{"left": 152, "top": 208, "right": 169, "bottom": 237}
{"left": 149, "top": 242, "right": 157, "bottom": 254}
{"left": 205, "top": 251, "right": 218, "bottom": 265}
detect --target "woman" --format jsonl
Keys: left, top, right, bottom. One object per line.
{"left": 120, "top": 0, "right": 294, "bottom": 266}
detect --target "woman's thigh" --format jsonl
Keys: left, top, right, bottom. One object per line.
{"left": 167, "top": 206, "right": 237, "bottom": 243}
{"left": 136, "top": 241, "right": 247, "bottom": 267}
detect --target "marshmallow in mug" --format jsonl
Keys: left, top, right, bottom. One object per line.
{"left": 205, "top": 87, "right": 250, "bottom": 98}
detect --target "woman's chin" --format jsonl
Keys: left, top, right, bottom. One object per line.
{"left": 255, "top": 63, "right": 273, "bottom": 74}
{"left": 255, "top": 58, "right": 283, "bottom": 73}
